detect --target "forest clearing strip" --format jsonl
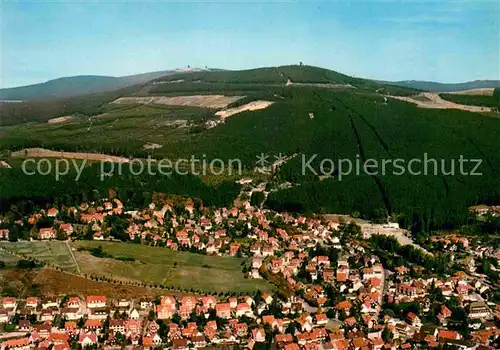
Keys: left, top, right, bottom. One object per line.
{"left": 11, "top": 148, "right": 130, "bottom": 163}
{"left": 388, "top": 93, "right": 494, "bottom": 112}
{"left": 112, "top": 95, "right": 244, "bottom": 109}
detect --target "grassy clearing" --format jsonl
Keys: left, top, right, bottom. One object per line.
{"left": 71, "top": 241, "right": 273, "bottom": 294}
{"left": 0, "top": 241, "right": 77, "bottom": 273}
{"left": 0, "top": 248, "right": 20, "bottom": 267}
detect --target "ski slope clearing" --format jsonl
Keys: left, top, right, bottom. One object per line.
{"left": 215, "top": 100, "right": 274, "bottom": 119}
{"left": 47, "top": 116, "right": 75, "bottom": 124}
{"left": 388, "top": 92, "right": 494, "bottom": 112}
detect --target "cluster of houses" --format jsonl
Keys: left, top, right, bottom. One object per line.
{"left": 0, "top": 284, "right": 498, "bottom": 350}
{"left": 15, "top": 199, "right": 124, "bottom": 241}
{"left": 469, "top": 205, "right": 500, "bottom": 217}
{"left": 1, "top": 196, "right": 500, "bottom": 349}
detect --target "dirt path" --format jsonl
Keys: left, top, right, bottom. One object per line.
{"left": 387, "top": 92, "right": 494, "bottom": 113}
{"left": 66, "top": 240, "right": 81, "bottom": 275}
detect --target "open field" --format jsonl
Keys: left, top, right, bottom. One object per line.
{"left": 112, "top": 95, "right": 244, "bottom": 109}
{"left": 0, "top": 240, "right": 271, "bottom": 295}
{"left": 71, "top": 241, "right": 273, "bottom": 293}
{"left": 0, "top": 248, "right": 20, "bottom": 267}
{"left": 0, "top": 267, "right": 192, "bottom": 299}
{"left": 0, "top": 241, "right": 78, "bottom": 273}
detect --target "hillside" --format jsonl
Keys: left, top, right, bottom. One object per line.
{"left": 384, "top": 79, "right": 500, "bottom": 92}
{"left": 155, "top": 65, "right": 379, "bottom": 89}
{"left": 439, "top": 90, "right": 500, "bottom": 109}
{"left": 0, "top": 70, "right": 172, "bottom": 101}
{"left": 3, "top": 65, "right": 497, "bottom": 100}
{"left": 0, "top": 84, "right": 144, "bottom": 126}
{"left": 0, "top": 65, "right": 414, "bottom": 127}
{"left": 1, "top": 65, "right": 499, "bottom": 232}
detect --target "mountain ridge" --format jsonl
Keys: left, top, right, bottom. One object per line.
{"left": 0, "top": 70, "right": 173, "bottom": 101}
{"left": 381, "top": 79, "right": 500, "bottom": 92}
{"left": 2, "top": 65, "right": 499, "bottom": 101}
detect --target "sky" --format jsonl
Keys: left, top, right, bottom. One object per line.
{"left": 1, "top": 0, "right": 499, "bottom": 88}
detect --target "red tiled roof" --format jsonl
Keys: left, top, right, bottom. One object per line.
{"left": 336, "top": 300, "right": 352, "bottom": 310}
{"left": 3, "top": 338, "right": 30, "bottom": 347}
{"left": 438, "top": 329, "right": 460, "bottom": 340}
{"left": 86, "top": 295, "right": 106, "bottom": 303}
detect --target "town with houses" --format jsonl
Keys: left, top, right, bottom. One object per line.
{"left": 1, "top": 1, "right": 500, "bottom": 350}
{"left": 0, "top": 189, "right": 499, "bottom": 350}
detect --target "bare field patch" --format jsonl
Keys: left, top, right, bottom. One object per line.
{"left": 11, "top": 148, "right": 130, "bottom": 163}
{"left": 112, "top": 95, "right": 244, "bottom": 109}
{"left": 143, "top": 142, "right": 162, "bottom": 150}
{"left": 215, "top": 100, "right": 274, "bottom": 119}
{"left": 286, "top": 79, "right": 355, "bottom": 89}
{"left": 388, "top": 92, "right": 494, "bottom": 113}
{"left": 47, "top": 116, "right": 75, "bottom": 124}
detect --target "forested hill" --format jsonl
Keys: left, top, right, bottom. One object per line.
{"left": 155, "top": 65, "right": 378, "bottom": 88}
{"left": 4, "top": 64, "right": 498, "bottom": 101}
{"left": 1, "top": 65, "right": 499, "bottom": 232}
{"left": 0, "top": 65, "right": 415, "bottom": 126}
{"left": 0, "top": 70, "right": 172, "bottom": 101}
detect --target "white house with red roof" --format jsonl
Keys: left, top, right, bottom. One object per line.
{"left": 251, "top": 328, "right": 266, "bottom": 342}
{"left": 47, "top": 208, "right": 59, "bottom": 217}
{"left": 67, "top": 297, "right": 81, "bottom": 309}
{"left": 78, "top": 332, "right": 97, "bottom": 346}
{"left": 2, "top": 297, "right": 16, "bottom": 309}
{"left": 0, "top": 229, "right": 9, "bottom": 240}
{"left": 215, "top": 303, "right": 231, "bottom": 319}
{"left": 157, "top": 296, "right": 176, "bottom": 319}
{"left": 201, "top": 296, "right": 217, "bottom": 308}
{"left": 235, "top": 303, "right": 253, "bottom": 317}
{"left": 39, "top": 227, "right": 55, "bottom": 240}
{"left": 59, "top": 223, "right": 73, "bottom": 235}
{"left": 1, "top": 337, "right": 30, "bottom": 350}
{"left": 25, "top": 297, "right": 39, "bottom": 308}
{"left": 86, "top": 296, "right": 106, "bottom": 308}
